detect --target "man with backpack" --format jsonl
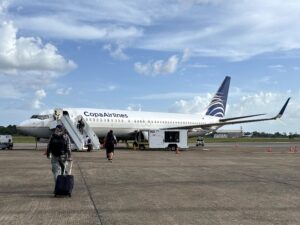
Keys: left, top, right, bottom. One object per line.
{"left": 46, "top": 125, "right": 72, "bottom": 182}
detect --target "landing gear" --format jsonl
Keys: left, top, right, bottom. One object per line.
{"left": 196, "top": 137, "right": 204, "bottom": 147}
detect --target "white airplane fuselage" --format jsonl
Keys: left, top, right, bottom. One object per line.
{"left": 18, "top": 108, "right": 219, "bottom": 139}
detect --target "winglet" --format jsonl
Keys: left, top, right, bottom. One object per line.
{"left": 276, "top": 97, "right": 290, "bottom": 119}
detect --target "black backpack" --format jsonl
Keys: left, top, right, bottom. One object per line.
{"left": 49, "top": 133, "right": 67, "bottom": 156}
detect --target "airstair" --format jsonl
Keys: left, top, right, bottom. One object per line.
{"left": 75, "top": 115, "right": 100, "bottom": 150}
{"left": 60, "top": 115, "right": 85, "bottom": 150}
{"left": 54, "top": 110, "right": 100, "bottom": 151}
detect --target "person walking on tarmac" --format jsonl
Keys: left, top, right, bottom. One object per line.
{"left": 46, "top": 125, "right": 72, "bottom": 182}
{"left": 85, "top": 135, "right": 92, "bottom": 152}
{"left": 104, "top": 130, "right": 117, "bottom": 162}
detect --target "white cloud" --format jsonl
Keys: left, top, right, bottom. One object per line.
{"left": 0, "top": 0, "right": 9, "bottom": 14}
{"left": 15, "top": 17, "right": 143, "bottom": 41}
{"left": 135, "top": 1, "right": 300, "bottom": 61}
{"left": 0, "top": 21, "right": 76, "bottom": 73}
{"left": 7, "top": 1, "right": 300, "bottom": 61}
{"left": 258, "top": 76, "right": 278, "bottom": 85}
{"left": 181, "top": 48, "right": 192, "bottom": 62}
{"left": 103, "top": 44, "right": 128, "bottom": 60}
{"left": 97, "top": 85, "right": 117, "bottom": 92}
{"left": 168, "top": 95, "right": 211, "bottom": 114}
{"left": 187, "top": 64, "right": 209, "bottom": 68}
{"left": 126, "top": 104, "right": 142, "bottom": 111}
{"left": 293, "top": 66, "right": 300, "bottom": 71}
{"left": 0, "top": 21, "right": 76, "bottom": 108}
{"left": 132, "top": 92, "right": 201, "bottom": 100}
{"left": 268, "top": 64, "right": 286, "bottom": 72}
{"left": 31, "top": 89, "right": 46, "bottom": 109}
{"left": 134, "top": 55, "right": 179, "bottom": 76}
{"left": 56, "top": 87, "right": 72, "bottom": 95}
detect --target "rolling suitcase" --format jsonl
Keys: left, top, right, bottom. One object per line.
{"left": 54, "top": 161, "right": 74, "bottom": 197}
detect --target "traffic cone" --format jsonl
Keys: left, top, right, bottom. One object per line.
{"left": 294, "top": 146, "right": 298, "bottom": 153}
{"left": 267, "top": 146, "right": 272, "bottom": 152}
{"left": 176, "top": 147, "right": 180, "bottom": 154}
{"left": 289, "top": 146, "right": 294, "bottom": 153}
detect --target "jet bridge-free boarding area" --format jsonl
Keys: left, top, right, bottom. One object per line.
{"left": 49, "top": 108, "right": 100, "bottom": 151}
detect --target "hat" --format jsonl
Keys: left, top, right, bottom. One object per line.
{"left": 56, "top": 124, "right": 63, "bottom": 129}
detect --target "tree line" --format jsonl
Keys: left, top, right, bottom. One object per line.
{"left": 0, "top": 125, "right": 22, "bottom": 135}
{"left": 244, "top": 131, "right": 300, "bottom": 138}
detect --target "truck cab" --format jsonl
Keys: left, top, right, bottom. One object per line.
{"left": 0, "top": 135, "right": 13, "bottom": 150}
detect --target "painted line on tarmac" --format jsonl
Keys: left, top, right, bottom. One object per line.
{"left": 76, "top": 160, "right": 104, "bottom": 225}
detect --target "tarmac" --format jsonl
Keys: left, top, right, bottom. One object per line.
{"left": 1, "top": 142, "right": 300, "bottom": 225}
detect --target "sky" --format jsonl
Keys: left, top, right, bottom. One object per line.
{"left": 0, "top": 0, "right": 299, "bottom": 133}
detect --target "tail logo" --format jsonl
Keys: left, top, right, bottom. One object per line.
{"left": 206, "top": 93, "right": 225, "bottom": 117}
{"left": 205, "top": 76, "right": 230, "bottom": 118}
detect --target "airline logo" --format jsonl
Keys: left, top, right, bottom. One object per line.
{"left": 84, "top": 111, "right": 128, "bottom": 118}
{"left": 206, "top": 93, "right": 225, "bottom": 117}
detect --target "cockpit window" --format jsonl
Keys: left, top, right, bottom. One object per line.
{"left": 30, "top": 115, "right": 50, "bottom": 120}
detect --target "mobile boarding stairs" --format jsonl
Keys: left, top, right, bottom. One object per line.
{"left": 50, "top": 109, "right": 100, "bottom": 151}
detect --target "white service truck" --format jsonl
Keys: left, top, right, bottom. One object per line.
{"left": 148, "top": 129, "right": 188, "bottom": 150}
{"left": 0, "top": 135, "right": 13, "bottom": 150}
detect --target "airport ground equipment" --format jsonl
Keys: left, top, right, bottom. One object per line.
{"left": 53, "top": 109, "right": 100, "bottom": 151}
{"left": 75, "top": 115, "right": 100, "bottom": 151}
{"left": 148, "top": 129, "right": 188, "bottom": 150}
{"left": 0, "top": 135, "right": 13, "bottom": 150}
{"left": 133, "top": 130, "right": 148, "bottom": 150}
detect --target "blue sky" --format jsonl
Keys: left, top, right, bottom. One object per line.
{"left": 0, "top": 0, "right": 299, "bottom": 133}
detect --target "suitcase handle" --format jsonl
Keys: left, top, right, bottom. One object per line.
{"left": 68, "top": 160, "right": 73, "bottom": 175}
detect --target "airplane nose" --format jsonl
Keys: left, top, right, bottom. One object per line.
{"left": 17, "top": 119, "right": 51, "bottom": 138}
{"left": 17, "top": 120, "right": 32, "bottom": 135}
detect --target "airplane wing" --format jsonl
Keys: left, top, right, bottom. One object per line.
{"left": 219, "top": 113, "right": 266, "bottom": 122}
{"left": 165, "top": 98, "right": 290, "bottom": 130}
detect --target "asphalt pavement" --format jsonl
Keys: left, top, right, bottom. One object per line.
{"left": 1, "top": 142, "right": 300, "bottom": 225}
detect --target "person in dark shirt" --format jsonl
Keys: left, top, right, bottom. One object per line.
{"left": 46, "top": 125, "right": 72, "bottom": 182}
{"left": 104, "top": 130, "right": 117, "bottom": 162}
{"left": 77, "top": 118, "right": 85, "bottom": 134}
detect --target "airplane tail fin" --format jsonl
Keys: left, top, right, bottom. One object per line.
{"left": 205, "top": 76, "right": 231, "bottom": 118}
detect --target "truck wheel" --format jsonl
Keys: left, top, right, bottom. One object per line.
{"left": 168, "top": 144, "right": 177, "bottom": 151}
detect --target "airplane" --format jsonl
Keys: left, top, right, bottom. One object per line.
{"left": 17, "top": 76, "right": 290, "bottom": 149}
